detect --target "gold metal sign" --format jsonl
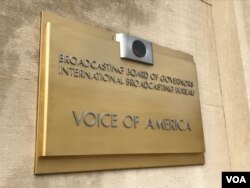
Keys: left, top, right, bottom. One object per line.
{"left": 35, "top": 12, "right": 205, "bottom": 174}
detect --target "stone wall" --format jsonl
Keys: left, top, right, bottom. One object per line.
{"left": 212, "top": 0, "right": 250, "bottom": 171}
{"left": 1, "top": 0, "right": 248, "bottom": 187}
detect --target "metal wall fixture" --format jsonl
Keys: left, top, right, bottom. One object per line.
{"left": 115, "top": 33, "right": 154, "bottom": 65}
{"left": 35, "top": 12, "right": 205, "bottom": 174}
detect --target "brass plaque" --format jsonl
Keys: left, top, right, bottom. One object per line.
{"left": 35, "top": 12, "right": 205, "bottom": 174}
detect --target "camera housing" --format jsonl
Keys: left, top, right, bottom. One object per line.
{"left": 115, "top": 33, "right": 153, "bottom": 65}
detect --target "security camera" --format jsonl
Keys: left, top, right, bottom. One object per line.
{"left": 115, "top": 33, "right": 154, "bottom": 65}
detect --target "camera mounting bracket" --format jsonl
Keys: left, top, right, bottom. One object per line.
{"left": 115, "top": 33, "right": 154, "bottom": 65}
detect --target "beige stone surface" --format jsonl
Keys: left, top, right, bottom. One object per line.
{"left": 234, "top": 0, "right": 250, "bottom": 117}
{"left": 212, "top": 0, "right": 250, "bottom": 170}
{"left": 0, "top": 0, "right": 233, "bottom": 187}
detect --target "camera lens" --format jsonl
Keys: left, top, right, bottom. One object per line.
{"left": 132, "top": 40, "right": 146, "bottom": 58}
